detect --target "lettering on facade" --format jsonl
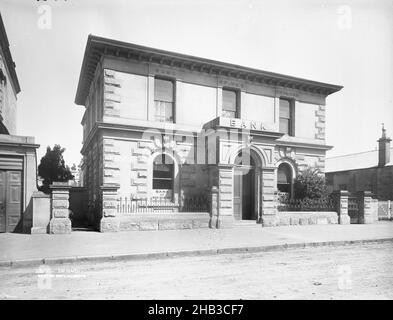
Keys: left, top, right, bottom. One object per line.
{"left": 223, "top": 117, "right": 273, "bottom": 132}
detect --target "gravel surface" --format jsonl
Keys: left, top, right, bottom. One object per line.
{"left": 0, "top": 242, "right": 392, "bottom": 299}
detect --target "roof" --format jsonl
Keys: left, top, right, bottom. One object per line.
{"left": 325, "top": 147, "right": 393, "bottom": 173}
{"left": 75, "top": 35, "right": 343, "bottom": 106}
{"left": 0, "top": 12, "right": 20, "bottom": 94}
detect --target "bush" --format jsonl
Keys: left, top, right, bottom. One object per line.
{"left": 38, "top": 144, "right": 74, "bottom": 194}
{"left": 293, "top": 167, "right": 329, "bottom": 200}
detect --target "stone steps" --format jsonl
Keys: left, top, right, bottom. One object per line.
{"left": 233, "top": 220, "right": 260, "bottom": 228}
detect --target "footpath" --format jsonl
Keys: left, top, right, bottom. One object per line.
{"left": 0, "top": 222, "right": 392, "bottom": 267}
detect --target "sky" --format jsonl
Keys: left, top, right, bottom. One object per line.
{"left": 0, "top": 0, "right": 392, "bottom": 167}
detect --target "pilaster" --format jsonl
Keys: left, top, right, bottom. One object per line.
{"left": 260, "top": 167, "right": 278, "bottom": 227}
{"left": 147, "top": 74, "right": 155, "bottom": 121}
{"left": 216, "top": 164, "right": 234, "bottom": 227}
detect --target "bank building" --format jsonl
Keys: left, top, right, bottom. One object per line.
{"left": 75, "top": 35, "right": 342, "bottom": 232}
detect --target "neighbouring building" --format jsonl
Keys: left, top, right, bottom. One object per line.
{"left": 326, "top": 126, "right": 393, "bottom": 200}
{"left": 0, "top": 13, "right": 39, "bottom": 233}
{"left": 75, "top": 35, "right": 342, "bottom": 231}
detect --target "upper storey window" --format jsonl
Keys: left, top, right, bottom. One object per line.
{"left": 222, "top": 88, "right": 239, "bottom": 118}
{"left": 154, "top": 78, "right": 174, "bottom": 123}
{"left": 279, "top": 98, "right": 293, "bottom": 135}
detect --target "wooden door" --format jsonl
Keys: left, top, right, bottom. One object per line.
{"left": 242, "top": 168, "right": 255, "bottom": 220}
{"left": 0, "top": 170, "right": 22, "bottom": 233}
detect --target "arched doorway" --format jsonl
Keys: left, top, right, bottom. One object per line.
{"left": 233, "top": 150, "right": 259, "bottom": 221}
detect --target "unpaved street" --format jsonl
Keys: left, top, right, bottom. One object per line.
{"left": 0, "top": 242, "right": 392, "bottom": 299}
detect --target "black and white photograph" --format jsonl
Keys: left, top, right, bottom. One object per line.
{"left": 0, "top": 0, "right": 392, "bottom": 306}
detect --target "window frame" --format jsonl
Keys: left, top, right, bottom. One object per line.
{"left": 222, "top": 87, "right": 240, "bottom": 119}
{"left": 279, "top": 97, "right": 295, "bottom": 136}
{"left": 277, "top": 162, "right": 293, "bottom": 198}
{"left": 152, "top": 154, "right": 174, "bottom": 191}
{"left": 154, "top": 76, "right": 176, "bottom": 123}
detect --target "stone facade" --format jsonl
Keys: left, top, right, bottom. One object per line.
{"left": 75, "top": 35, "right": 342, "bottom": 231}
{"left": 0, "top": 15, "right": 18, "bottom": 135}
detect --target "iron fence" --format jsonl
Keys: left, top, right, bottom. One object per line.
{"left": 277, "top": 197, "right": 335, "bottom": 212}
{"left": 348, "top": 196, "right": 360, "bottom": 223}
{"left": 116, "top": 195, "right": 209, "bottom": 214}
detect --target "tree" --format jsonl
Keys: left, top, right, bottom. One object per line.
{"left": 38, "top": 144, "right": 74, "bottom": 193}
{"left": 293, "top": 167, "right": 329, "bottom": 200}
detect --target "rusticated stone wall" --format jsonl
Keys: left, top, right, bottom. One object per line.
{"left": 315, "top": 105, "right": 326, "bottom": 141}
{"left": 103, "top": 69, "right": 122, "bottom": 118}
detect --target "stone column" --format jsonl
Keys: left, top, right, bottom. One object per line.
{"left": 260, "top": 167, "right": 278, "bottom": 227}
{"left": 209, "top": 186, "right": 219, "bottom": 228}
{"left": 216, "top": 165, "right": 234, "bottom": 228}
{"left": 49, "top": 182, "right": 71, "bottom": 234}
{"left": 99, "top": 184, "right": 120, "bottom": 232}
{"left": 358, "top": 191, "right": 374, "bottom": 224}
{"left": 333, "top": 190, "right": 350, "bottom": 225}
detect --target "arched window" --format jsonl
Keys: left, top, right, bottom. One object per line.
{"left": 152, "top": 154, "right": 174, "bottom": 190}
{"left": 277, "top": 163, "right": 292, "bottom": 195}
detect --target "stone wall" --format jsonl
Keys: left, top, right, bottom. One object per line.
{"left": 117, "top": 213, "right": 210, "bottom": 231}
{"left": 277, "top": 212, "right": 338, "bottom": 226}
{"left": 100, "top": 134, "right": 211, "bottom": 201}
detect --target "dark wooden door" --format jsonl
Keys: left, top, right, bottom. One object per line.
{"left": 242, "top": 168, "right": 255, "bottom": 220}
{"left": 0, "top": 170, "right": 22, "bottom": 233}
{"left": 234, "top": 167, "right": 255, "bottom": 220}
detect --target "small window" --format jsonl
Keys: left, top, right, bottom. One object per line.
{"left": 277, "top": 163, "right": 292, "bottom": 196}
{"left": 153, "top": 154, "right": 174, "bottom": 190}
{"left": 154, "top": 78, "right": 174, "bottom": 122}
{"left": 222, "top": 89, "right": 238, "bottom": 118}
{"left": 279, "top": 98, "right": 292, "bottom": 135}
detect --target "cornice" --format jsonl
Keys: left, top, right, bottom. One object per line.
{"left": 276, "top": 140, "right": 333, "bottom": 151}
{"left": 75, "top": 35, "right": 343, "bottom": 106}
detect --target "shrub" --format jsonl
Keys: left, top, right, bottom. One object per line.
{"left": 293, "top": 166, "right": 329, "bottom": 200}
{"left": 38, "top": 144, "right": 74, "bottom": 194}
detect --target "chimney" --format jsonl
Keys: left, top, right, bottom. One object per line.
{"left": 378, "top": 124, "right": 391, "bottom": 167}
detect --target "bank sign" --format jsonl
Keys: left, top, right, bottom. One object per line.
{"left": 217, "top": 117, "right": 275, "bottom": 132}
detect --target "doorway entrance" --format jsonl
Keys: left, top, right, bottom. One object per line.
{"left": 233, "top": 151, "right": 257, "bottom": 220}
{"left": 0, "top": 170, "right": 22, "bottom": 233}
